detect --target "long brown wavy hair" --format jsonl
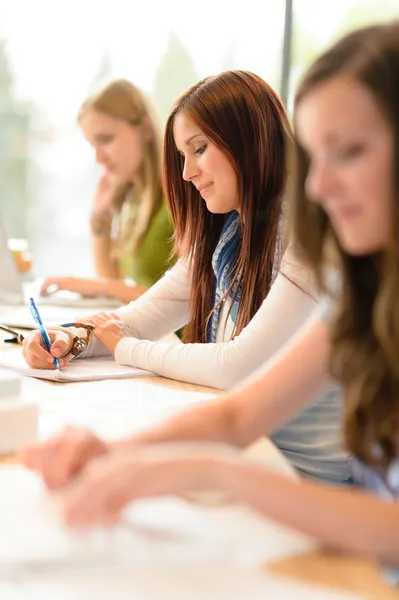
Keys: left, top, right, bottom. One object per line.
{"left": 290, "top": 22, "right": 399, "bottom": 469}
{"left": 163, "top": 70, "right": 291, "bottom": 343}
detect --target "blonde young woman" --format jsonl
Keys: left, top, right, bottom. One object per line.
{"left": 41, "top": 79, "right": 174, "bottom": 304}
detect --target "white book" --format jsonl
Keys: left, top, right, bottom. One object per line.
{"left": 0, "top": 353, "right": 154, "bottom": 382}
{"left": 0, "top": 466, "right": 362, "bottom": 600}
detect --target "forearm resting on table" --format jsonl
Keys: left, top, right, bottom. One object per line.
{"left": 97, "top": 279, "right": 148, "bottom": 303}
{"left": 219, "top": 458, "right": 399, "bottom": 565}
{"left": 118, "top": 316, "right": 328, "bottom": 452}
{"left": 112, "top": 318, "right": 331, "bottom": 453}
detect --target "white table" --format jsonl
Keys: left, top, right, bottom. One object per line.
{"left": 0, "top": 308, "right": 397, "bottom": 598}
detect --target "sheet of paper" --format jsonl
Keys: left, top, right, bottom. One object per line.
{"left": 0, "top": 466, "right": 312, "bottom": 566}
{"left": 0, "top": 467, "right": 363, "bottom": 599}
{"left": 30, "top": 378, "right": 217, "bottom": 439}
{"left": 0, "top": 353, "right": 154, "bottom": 382}
{"left": 0, "top": 303, "right": 100, "bottom": 328}
{"left": 0, "top": 570, "right": 364, "bottom": 600}
{"left": 27, "top": 380, "right": 295, "bottom": 481}
{"left": 24, "top": 280, "right": 123, "bottom": 309}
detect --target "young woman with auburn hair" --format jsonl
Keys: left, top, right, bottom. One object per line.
{"left": 162, "top": 70, "right": 286, "bottom": 344}
{"left": 22, "top": 70, "right": 350, "bottom": 485}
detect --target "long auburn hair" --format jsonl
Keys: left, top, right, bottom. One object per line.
{"left": 163, "top": 70, "right": 291, "bottom": 343}
{"left": 78, "top": 79, "right": 164, "bottom": 257}
{"left": 290, "top": 22, "right": 399, "bottom": 468}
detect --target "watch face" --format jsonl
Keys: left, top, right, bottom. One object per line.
{"left": 73, "top": 338, "right": 87, "bottom": 355}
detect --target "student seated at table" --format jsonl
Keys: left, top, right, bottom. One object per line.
{"left": 22, "top": 70, "right": 351, "bottom": 486}
{"left": 23, "top": 22, "right": 399, "bottom": 584}
{"left": 40, "top": 79, "right": 174, "bottom": 304}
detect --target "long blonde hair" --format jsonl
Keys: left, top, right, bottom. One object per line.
{"left": 78, "top": 79, "right": 163, "bottom": 257}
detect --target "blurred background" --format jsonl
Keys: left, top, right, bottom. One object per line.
{"left": 0, "top": 0, "right": 398, "bottom": 278}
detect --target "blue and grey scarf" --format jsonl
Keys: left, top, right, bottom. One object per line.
{"left": 207, "top": 211, "right": 242, "bottom": 343}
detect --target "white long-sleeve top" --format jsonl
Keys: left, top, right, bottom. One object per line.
{"left": 84, "top": 248, "right": 318, "bottom": 390}
{"left": 81, "top": 247, "right": 352, "bottom": 485}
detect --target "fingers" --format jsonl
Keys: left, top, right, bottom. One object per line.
{"left": 62, "top": 456, "right": 132, "bottom": 527}
{"left": 21, "top": 426, "right": 108, "bottom": 491}
{"left": 49, "top": 332, "right": 72, "bottom": 360}
{"left": 38, "top": 436, "right": 65, "bottom": 489}
{"left": 49, "top": 448, "right": 222, "bottom": 529}
{"left": 78, "top": 314, "right": 110, "bottom": 335}
{"left": 18, "top": 442, "right": 42, "bottom": 470}
{"left": 40, "top": 278, "right": 60, "bottom": 296}
{"left": 53, "top": 427, "right": 108, "bottom": 489}
{"left": 61, "top": 449, "right": 185, "bottom": 528}
{"left": 77, "top": 313, "right": 124, "bottom": 355}
{"left": 79, "top": 312, "right": 114, "bottom": 324}
{"left": 22, "top": 330, "right": 57, "bottom": 369}
{"left": 22, "top": 330, "right": 70, "bottom": 369}
{"left": 20, "top": 435, "right": 62, "bottom": 482}
{"left": 79, "top": 313, "right": 122, "bottom": 333}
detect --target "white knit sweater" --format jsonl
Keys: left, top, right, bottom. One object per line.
{"left": 83, "top": 247, "right": 318, "bottom": 390}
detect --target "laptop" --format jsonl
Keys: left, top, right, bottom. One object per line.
{"left": 0, "top": 218, "right": 121, "bottom": 327}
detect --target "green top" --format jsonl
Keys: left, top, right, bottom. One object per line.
{"left": 119, "top": 202, "right": 175, "bottom": 287}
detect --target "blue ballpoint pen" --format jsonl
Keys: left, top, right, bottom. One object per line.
{"left": 29, "top": 297, "right": 59, "bottom": 369}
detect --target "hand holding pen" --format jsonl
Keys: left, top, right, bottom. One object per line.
{"left": 29, "top": 297, "right": 59, "bottom": 369}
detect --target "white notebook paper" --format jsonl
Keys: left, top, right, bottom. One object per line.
{"left": 0, "top": 574, "right": 364, "bottom": 600}
{"left": 0, "top": 466, "right": 363, "bottom": 600}
{"left": 0, "top": 465, "right": 315, "bottom": 570}
{"left": 0, "top": 353, "right": 154, "bottom": 382}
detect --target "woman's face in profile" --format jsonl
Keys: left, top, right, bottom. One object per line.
{"left": 296, "top": 75, "right": 395, "bottom": 256}
{"left": 81, "top": 110, "right": 147, "bottom": 184}
{"left": 173, "top": 110, "right": 239, "bottom": 215}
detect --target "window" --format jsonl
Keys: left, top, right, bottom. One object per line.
{"left": 0, "top": 0, "right": 287, "bottom": 277}
{"left": 1, "top": 0, "right": 398, "bottom": 279}
{"left": 289, "top": 0, "right": 399, "bottom": 109}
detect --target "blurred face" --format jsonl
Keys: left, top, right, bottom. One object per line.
{"left": 296, "top": 76, "right": 394, "bottom": 255}
{"left": 80, "top": 110, "right": 149, "bottom": 184}
{"left": 173, "top": 111, "right": 239, "bottom": 214}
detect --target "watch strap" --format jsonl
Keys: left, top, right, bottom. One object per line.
{"left": 51, "top": 325, "right": 90, "bottom": 362}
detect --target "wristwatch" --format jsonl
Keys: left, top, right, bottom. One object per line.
{"left": 52, "top": 323, "right": 95, "bottom": 362}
